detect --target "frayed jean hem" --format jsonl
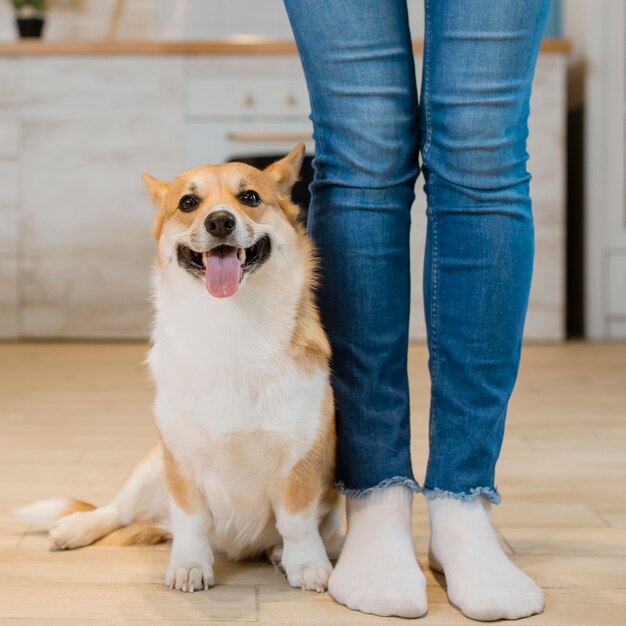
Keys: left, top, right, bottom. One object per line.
{"left": 335, "top": 476, "right": 422, "bottom": 498}
{"left": 422, "top": 486, "right": 502, "bottom": 505}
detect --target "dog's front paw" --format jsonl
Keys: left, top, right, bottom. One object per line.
{"left": 284, "top": 558, "right": 333, "bottom": 593}
{"left": 165, "top": 562, "right": 215, "bottom": 592}
{"left": 49, "top": 511, "right": 101, "bottom": 550}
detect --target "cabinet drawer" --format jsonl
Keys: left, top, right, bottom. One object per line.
{"left": 186, "top": 120, "right": 314, "bottom": 168}
{"left": 186, "top": 76, "right": 310, "bottom": 118}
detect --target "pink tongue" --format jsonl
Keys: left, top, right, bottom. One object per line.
{"left": 204, "top": 247, "right": 242, "bottom": 298}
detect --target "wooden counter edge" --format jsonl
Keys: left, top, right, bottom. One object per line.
{"left": 0, "top": 38, "right": 571, "bottom": 56}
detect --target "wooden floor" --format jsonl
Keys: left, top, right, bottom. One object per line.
{"left": 1, "top": 342, "right": 625, "bottom": 625}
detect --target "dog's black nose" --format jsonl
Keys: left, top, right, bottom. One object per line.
{"left": 205, "top": 210, "right": 236, "bottom": 238}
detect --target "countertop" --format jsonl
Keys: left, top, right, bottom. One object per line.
{"left": 0, "top": 37, "right": 570, "bottom": 55}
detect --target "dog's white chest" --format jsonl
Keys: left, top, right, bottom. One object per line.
{"left": 150, "top": 318, "right": 327, "bottom": 557}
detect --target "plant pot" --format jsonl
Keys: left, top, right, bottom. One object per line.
{"left": 16, "top": 17, "right": 45, "bottom": 39}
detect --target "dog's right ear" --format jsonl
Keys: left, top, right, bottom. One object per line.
{"left": 142, "top": 173, "right": 169, "bottom": 210}
{"left": 142, "top": 174, "right": 169, "bottom": 240}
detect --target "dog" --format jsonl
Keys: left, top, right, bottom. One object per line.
{"left": 17, "top": 145, "right": 340, "bottom": 593}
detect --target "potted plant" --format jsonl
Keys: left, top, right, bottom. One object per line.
{"left": 12, "top": 0, "right": 47, "bottom": 39}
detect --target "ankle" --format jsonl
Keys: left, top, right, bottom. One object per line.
{"left": 428, "top": 495, "right": 502, "bottom": 561}
{"left": 428, "top": 494, "right": 493, "bottom": 528}
{"left": 346, "top": 484, "right": 413, "bottom": 516}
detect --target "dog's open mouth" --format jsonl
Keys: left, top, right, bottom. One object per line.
{"left": 177, "top": 235, "right": 271, "bottom": 298}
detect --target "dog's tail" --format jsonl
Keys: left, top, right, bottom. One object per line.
{"left": 15, "top": 497, "right": 170, "bottom": 548}
{"left": 95, "top": 522, "right": 171, "bottom": 546}
{"left": 15, "top": 444, "right": 170, "bottom": 549}
{"left": 15, "top": 497, "right": 96, "bottom": 531}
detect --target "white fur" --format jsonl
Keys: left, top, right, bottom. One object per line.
{"left": 275, "top": 507, "right": 333, "bottom": 592}
{"left": 49, "top": 504, "right": 120, "bottom": 550}
{"left": 165, "top": 497, "right": 215, "bottom": 592}
{"left": 147, "top": 205, "right": 332, "bottom": 561}
{"left": 15, "top": 498, "right": 71, "bottom": 531}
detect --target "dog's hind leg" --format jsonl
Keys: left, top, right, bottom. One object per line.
{"left": 46, "top": 443, "right": 169, "bottom": 549}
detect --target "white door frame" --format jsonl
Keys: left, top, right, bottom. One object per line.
{"left": 585, "top": 0, "right": 626, "bottom": 339}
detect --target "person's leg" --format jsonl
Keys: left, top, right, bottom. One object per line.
{"left": 283, "top": 0, "right": 424, "bottom": 618}
{"left": 421, "top": 0, "right": 550, "bottom": 620}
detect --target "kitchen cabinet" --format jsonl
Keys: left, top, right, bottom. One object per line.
{"left": 0, "top": 41, "right": 568, "bottom": 340}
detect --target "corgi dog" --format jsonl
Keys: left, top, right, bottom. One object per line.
{"left": 17, "top": 145, "right": 339, "bottom": 593}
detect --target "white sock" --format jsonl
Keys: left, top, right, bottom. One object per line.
{"left": 328, "top": 485, "right": 427, "bottom": 618}
{"left": 428, "top": 496, "right": 544, "bottom": 621}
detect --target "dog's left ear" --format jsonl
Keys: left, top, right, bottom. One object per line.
{"left": 142, "top": 173, "right": 170, "bottom": 210}
{"left": 264, "top": 143, "right": 306, "bottom": 196}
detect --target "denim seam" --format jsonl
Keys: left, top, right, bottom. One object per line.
{"left": 430, "top": 202, "right": 439, "bottom": 388}
{"left": 335, "top": 476, "right": 422, "bottom": 499}
{"left": 423, "top": 486, "right": 502, "bottom": 505}
{"left": 304, "top": 70, "right": 325, "bottom": 238}
{"left": 422, "top": 0, "right": 433, "bottom": 159}
{"left": 425, "top": 174, "right": 440, "bottom": 484}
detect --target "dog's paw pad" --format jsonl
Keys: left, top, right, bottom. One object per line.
{"left": 165, "top": 562, "right": 215, "bottom": 592}
{"left": 286, "top": 560, "right": 333, "bottom": 593}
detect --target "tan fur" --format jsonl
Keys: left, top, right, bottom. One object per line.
{"left": 264, "top": 143, "right": 306, "bottom": 196}
{"left": 95, "top": 522, "right": 170, "bottom": 546}
{"left": 62, "top": 499, "right": 97, "bottom": 516}
{"left": 288, "top": 223, "right": 331, "bottom": 372}
{"left": 124, "top": 441, "right": 162, "bottom": 481}
{"left": 162, "top": 443, "right": 202, "bottom": 513}
{"left": 144, "top": 144, "right": 307, "bottom": 239}
{"left": 281, "top": 387, "right": 337, "bottom": 515}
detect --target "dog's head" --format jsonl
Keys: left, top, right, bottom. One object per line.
{"left": 143, "top": 145, "right": 306, "bottom": 298}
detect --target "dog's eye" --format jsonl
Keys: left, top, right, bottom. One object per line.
{"left": 179, "top": 195, "right": 199, "bottom": 212}
{"left": 239, "top": 190, "right": 261, "bottom": 207}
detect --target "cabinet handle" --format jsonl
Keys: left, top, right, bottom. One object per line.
{"left": 227, "top": 131, "right": 313, "bottom": 142}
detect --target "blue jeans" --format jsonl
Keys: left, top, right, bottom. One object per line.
{"left": 283, "top": 0, "right": 550, "bottom": 503}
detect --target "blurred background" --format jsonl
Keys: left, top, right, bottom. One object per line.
{"left": 0, "top": 0, "right": 623, "bottom": 343}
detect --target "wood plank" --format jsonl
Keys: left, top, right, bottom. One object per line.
{"left": 0, "top": 582, "right": 256, "bottom": 622}
{"left": 511, "top": 555, "right": 626, "bottom": 589}
{"left": 258, "top": 585, "right": 626, "bottom": 625}
{"left": 500, "top": 526, "right": 626, "bottom": 556}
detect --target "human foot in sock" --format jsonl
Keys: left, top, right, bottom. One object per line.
{"left": 328, "top": 485, "right": 427, "bottom": 618}
{"left": 428, "top": 495, "right": 544, "bottom": 621}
